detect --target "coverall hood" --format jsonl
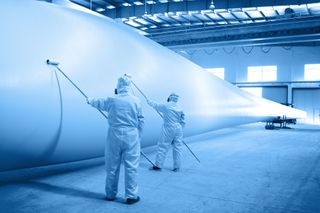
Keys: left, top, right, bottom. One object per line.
{"left": 168, "top": 92, "right": 179, "bottom": 102}
{"left": 117, "top": 76, "right": 131, "bottom": 94}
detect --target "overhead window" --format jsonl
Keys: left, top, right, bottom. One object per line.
{"left": 247, "top": 66, "right": 277, "bottom": 82}
{"left": 125, "top": 20, "right": 141, "bottom": 27}
{"left": 304, "top": 64, "right": 320, "bottom": 80}
{"left": 205, "top": 68, "right": 225, "bottom": 80}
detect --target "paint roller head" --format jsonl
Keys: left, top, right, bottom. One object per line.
{"left": 124, "top": 73, "right": 132, "bottom": 79}
{"left": 46, "top": 59, "right": 59, "bottom": 66}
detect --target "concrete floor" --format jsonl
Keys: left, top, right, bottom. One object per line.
{"left": 0, "top": 123, "right": 320, "bottom": 213}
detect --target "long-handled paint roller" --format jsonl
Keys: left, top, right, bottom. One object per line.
{"left": 126, "top": 74, "right": 201, "bottom": 163}
{"left": 46, "top": 59, "right": 108, "bottom": 120}
{"left": 46, "top": 59, "right": 155, "bottom": 167}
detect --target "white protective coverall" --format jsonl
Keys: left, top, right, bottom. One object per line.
{"left": 88, "top": 76, "right": 144, "bottom": 200}
{"left": 147, "top": 93, "right": 185, "bottom": 170}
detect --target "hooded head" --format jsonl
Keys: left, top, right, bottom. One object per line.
{"left": 168, "top": 92, "right": 179, "bottom": 102}
{"left": 116, "top": 75, "right": 131, "bottom": 94}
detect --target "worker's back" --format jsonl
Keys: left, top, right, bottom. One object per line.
{"left": 147, "top": 100, "right": 185, "bottom": 129}
{"left": 106, "top": 93, "right": 142, "bottom": 130}
{"left": 161, "top": 102, "right": 184, "bottom": 128}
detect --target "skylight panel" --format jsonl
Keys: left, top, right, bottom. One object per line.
{"left": 125, "top": 20, "right": 141, "bottom": 27}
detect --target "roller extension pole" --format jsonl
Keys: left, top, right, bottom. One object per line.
{"left": 46, "top": 60, "right": 87, "bottom": 99}
{"left": 46, "top": 60, "right": 154, "bottom": 165}
{"left": 182, "top": 141, "right": 200, "bottom": 163}
{"left": 46, "top": 59, "right": 108, "bottom": 120}
{"left": 129, "top": 77, "right": 200, "bottom": 163}
{"left": 127, "top": 75, "right": 163, "bottom": 119}
{"left": 124, "top": 74, "right": 148, "bottom": 101}
{"left": 140, "top": 151, "right": 156, "bottom": 167}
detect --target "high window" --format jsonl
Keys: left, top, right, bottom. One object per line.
{"left": 247, "top": 66, "right": 277, "bottom": 82}
{"left": 304, "top": 64, "right": 320, "bottom": 81}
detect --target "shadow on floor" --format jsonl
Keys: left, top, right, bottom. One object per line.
{"left": 284, "top": 128, "right": 320, "bottom": 133}
{"left": 23, "top": 181, "right": 106, "bottom": 201}
{"left": 0, "top": 158, "right": 104, "bottom": 184}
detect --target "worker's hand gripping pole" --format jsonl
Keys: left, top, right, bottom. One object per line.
{"left": 46, "top": 60, "right": 153, "bottom": 166}
{"left": 46, "top": 59, "right": 108, "bottom": 119}
{"left": 128, "top": 76, "right": 201, "bottom": 163}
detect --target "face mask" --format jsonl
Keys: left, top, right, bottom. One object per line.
{"left": 114, "top": 88, "right": 118, "bottom": 95}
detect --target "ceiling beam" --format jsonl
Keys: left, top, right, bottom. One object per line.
{"left": 102, "top": 0, "right": 320, "bottom": 19}
{"left": 146, "top": 15, "right": 320, "bottom": 48}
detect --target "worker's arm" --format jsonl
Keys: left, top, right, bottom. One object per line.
{"left": 147, "top": 99, "right": 166, "bottom": 113}
{"left": 87, "top": 98, "right": 110, "bottom": 111}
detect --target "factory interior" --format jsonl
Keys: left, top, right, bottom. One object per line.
{"left": 0, "top": 0, "right": 320, "bottom": 212}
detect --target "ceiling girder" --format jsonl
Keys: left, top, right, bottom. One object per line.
{"left": 147, "top": 16, "right": 320, "bottom": 48}
{"left": 101, "top": 0, "right": 320, "bottom": 19}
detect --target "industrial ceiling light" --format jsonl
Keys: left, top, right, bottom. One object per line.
{"left": 122, "top": 2, "right": 132, "bottom": 6}
{"left": 176, "top": 11, "right": 184, "bottom": 16}
{"left": 284, "top": 7, "right": 295, "bottom": 15}
{"left": 209, "top": 0, "right": 215, "bottom": 10}
{"left": 96, "top": 7, "right": 105, "bottom": 12}
{"left": 146, "top": 0, "right": 156, "bottom": 4}
{"left": 106, "top": 4, "right": 115, "bottom": 9}
{"left": 133, "top": 1, "right": 144, "bottom": 6}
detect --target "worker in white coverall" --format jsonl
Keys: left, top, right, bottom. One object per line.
{"left": 147, "top": 93, "right": 185, "bottom": 172}
{"left": 87, "top": 76, "right": 144, "bottom": 205}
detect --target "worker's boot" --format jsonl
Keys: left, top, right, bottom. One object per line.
{"left": 106, "top": 197, "right": 115, "bottom": 201}
{"left": 126, "top": 196, "right": 140, "bottom": 205}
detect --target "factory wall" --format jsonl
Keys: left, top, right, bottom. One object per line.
{"left": 177, "top": 46, "right": 320, "bottom": 82}
{"left": 177, "top": 45, "right": 320, "bottom": 124}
